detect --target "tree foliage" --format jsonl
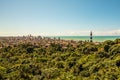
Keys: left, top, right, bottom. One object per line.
{"left": 0, "top": 39, "right": 120, "bottom": 80}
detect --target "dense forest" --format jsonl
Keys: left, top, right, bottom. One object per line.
{"left": 0, "top": 39, "right": 120, "bottom": 80}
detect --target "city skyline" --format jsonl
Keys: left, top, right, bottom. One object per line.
{"left": 0, "top": 0, "right": 120, "bottom": 36}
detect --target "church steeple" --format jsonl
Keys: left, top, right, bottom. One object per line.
{"left": 90, "top": 31, "right": 93, "bottom": 42}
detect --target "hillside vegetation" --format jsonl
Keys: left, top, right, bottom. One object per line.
{"left": 0, "top": 39, "right": 120, "bottom": 80}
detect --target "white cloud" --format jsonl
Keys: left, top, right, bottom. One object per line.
{"left": 1, "top": 29, "right": 120, "bottom": 36}
{"left": 94, "top": 30, "right": 120, "bottom": 36}
{"left": 41, "top": 29, "right": 120, "bottom": 36}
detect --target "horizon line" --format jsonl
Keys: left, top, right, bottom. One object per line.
{"left": 0, "top": 35, "right": 120, "bottom": 37}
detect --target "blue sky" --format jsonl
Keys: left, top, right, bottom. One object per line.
{"left": 0, "top": 0, "right": 120, "bottom": 36}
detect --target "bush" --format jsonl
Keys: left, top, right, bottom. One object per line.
{"left": 109, "top": 44, "right": 120, "bottom": 55}
{"left": 36, "top": 58, "right": 48, "bottom": 63}
{"left": 104, "top": 40, "right": 115, "bottom": 45}
{"left": 0, "top": 39, "right": 120, "bottom": 79}
{"left": 82, "top": 45, "right": 98, "bottom": 54}
{"left": 81, "top": 71, "right": 90, "bottom": 77}
{"left": 95, "top": 51, "right": 109, "bottom": 58}
{"left": 114, "top": 38, "right": 120, "bottom": 44}
{"left": 104, "top": 45, "right": 110, "bottom": 52}
{"left": 116, "top": 59, "right": 120, "bottom": 67}
{"left": 42, "top": 68, "right": 60, "bottom": 79}
{"left": 89, "top": 65, "right": 99, "bottom": 73}
{"left": 26, "top": 46, "right": 34, "bottom": 53}
{"left": 55, "top": 61, "right": 64, "bottom": 68}
{"left": 68, "top": 61, "right": 76, "bottom": 68}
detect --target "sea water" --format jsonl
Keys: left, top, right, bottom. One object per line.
{"left": 49, "top": 36, "right": 120, "bottom": 42}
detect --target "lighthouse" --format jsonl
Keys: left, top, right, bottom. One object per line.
{"left": 90, "top": 31, "right": 93, "bottom": 42}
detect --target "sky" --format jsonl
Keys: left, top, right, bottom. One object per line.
{"left": 0, "top": 0, "right": 120, "bottom": 36}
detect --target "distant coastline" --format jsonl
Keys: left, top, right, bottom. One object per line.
{"left": 0, "top": 35, "right": 120, "bottom": 42}
{"left": 48, "top": 36, "right": 120, "bottom": 42}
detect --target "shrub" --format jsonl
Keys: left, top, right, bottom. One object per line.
{"left": 36, "top": 58, "right": 48, "bottom": 63}
{"left": 82, "top": 45, "right": 98, "bottom": 54}
{"left": 55, "top": 61, "right": 64, "bottom": 68}
{"left": 95, "top": 51, "right": 109, "bottom": 58}
{"left": 42, "top": 68, "right": 60, "bottom": 79}
{"left": 109, "top": 44, "right": 120, "bottom": 55}
{"left": 104, "top": 44, "right": 110, "bottom": 52}
{"left": 114, "top": 38, "right": 120, "bottom": 44}
{"left": 81, "top": 71, "right": 90, "bottom": 77}
{"left": 116, "top": 59, "right": 120, "bottom": 67}
{"left": 104, "top": 40, "right": 115, "bottom": 45}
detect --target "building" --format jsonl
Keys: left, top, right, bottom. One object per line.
{"left": 90, "top": 31, "right": 93, "bottom": 42}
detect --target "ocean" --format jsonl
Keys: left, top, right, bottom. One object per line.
{"left": 49, "top": 36, "right": 120, "bottom": 42}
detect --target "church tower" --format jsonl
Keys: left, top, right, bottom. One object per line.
{"left": 90, "top": 31, "right": 93, "bottom": 42}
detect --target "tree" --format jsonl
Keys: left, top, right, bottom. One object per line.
{"left": 109, "top": 44, "right": 120, "bottom": 55}
{"left": 26, "top": 46, "right": 34, "bottom": 53}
